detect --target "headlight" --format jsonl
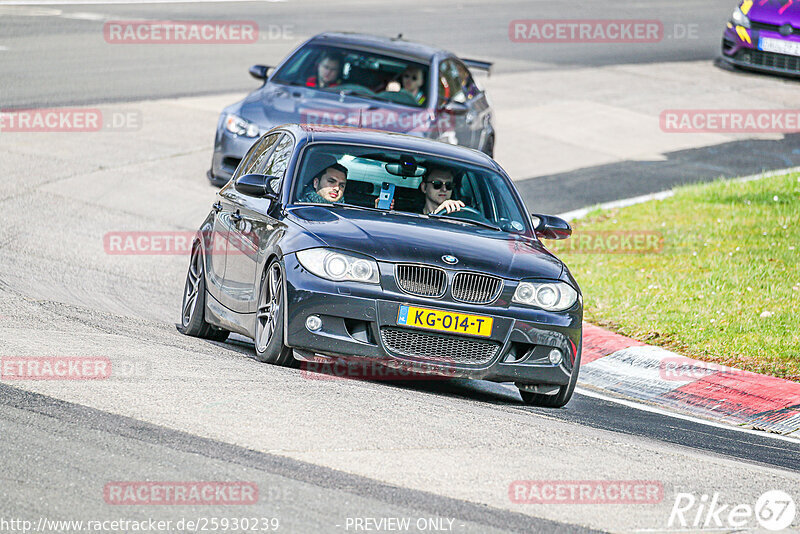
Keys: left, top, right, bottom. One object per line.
{"left": 224, "top": 114, "right": 260, "bottom": 137}
{"left": 731, "top": 7, "right": 750, "bottom": 28}
{"left": 296, "top": 248, "right": 380, "bottom": 284}
{"left": 512, "top": 281, "right": 578, "bottom": 312}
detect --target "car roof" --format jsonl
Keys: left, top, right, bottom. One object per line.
{"left": 281, "top": 124, "right": 501, "bottom": 171}
{"left": 307, "top": 32, "right": 449, "bottom": 62}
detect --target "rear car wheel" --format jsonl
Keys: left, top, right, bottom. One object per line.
{"left": 254, "top": 260, "right": 295, "bottom": 366}
{"left": 180, "top": 242, "right": 230, "bottom": 342}
{"left": 519, "top": 351, "right": 580, "bottom": 408}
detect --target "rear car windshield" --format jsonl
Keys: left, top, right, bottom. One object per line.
{"left": 292, "top": 143, "right": 530, "bottom": 234}
{"left": 271, "top": 44, "right": 431, "bottom": 108}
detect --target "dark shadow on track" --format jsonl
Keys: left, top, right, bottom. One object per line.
{"left": 517, "top": 134, "right": 800, "bottom": 214}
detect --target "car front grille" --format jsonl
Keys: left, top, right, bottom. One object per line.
{"left": 750, "top": 21, "right": 800, "bottom": 36}
{"left": 380, "top": 327, "right": 500, "bottom": 365}
{"left": 735, "top": 48, "right": 800, "bottom": 72}
{"left": 451, "top": 272, "right": 503, "bottom": 305}
{"left": 395, "top": 264, "right": 446, "bottom": 297}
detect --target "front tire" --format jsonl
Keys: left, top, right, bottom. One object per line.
{"left": 254, "top": 260, "right": 295, "bottom": 366}
{"left": 519, "top": 350, "right": 581, "bottom": 408}
{"left": 179, "top": 242, "right": 229, "bottom": 342}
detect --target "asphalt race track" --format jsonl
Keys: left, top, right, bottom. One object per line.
{"left": 1, "top": 1, "right": 799, "bottom": 533}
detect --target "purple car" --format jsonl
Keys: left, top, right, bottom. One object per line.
{"left": 722, "top": 0, "right": 800, "bottom": 76}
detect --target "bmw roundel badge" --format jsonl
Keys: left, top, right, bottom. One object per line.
{"left": 442, "top": 255, "right": 458, "bottom": 265}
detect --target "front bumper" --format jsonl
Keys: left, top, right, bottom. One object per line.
{"left": 282, "top": 254, "right": 582, "bottom": 386}
{"left": 721, "top": 25, "right": 800, "bottom": 77}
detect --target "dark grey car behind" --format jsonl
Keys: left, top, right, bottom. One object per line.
{"left": 208, "top": 32, "right": 495, "bottom": 186}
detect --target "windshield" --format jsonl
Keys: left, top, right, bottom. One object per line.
{"left": 271, "top": 44, "right": 431, "bottom": 108}
{"left": 291, "top": 143, "right": 530, "bottom": 234}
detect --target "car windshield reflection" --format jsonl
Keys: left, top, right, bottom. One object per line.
{"left": 292, "top": 143, "right": 529, "bottom": 234}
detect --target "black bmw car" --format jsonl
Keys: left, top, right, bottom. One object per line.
{"left": 183, "top": 125, "right": 582, "bottom": 407}
{"left": 207, "top": 32, "right": 494, "bottom": 186}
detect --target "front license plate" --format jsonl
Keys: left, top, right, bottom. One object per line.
{"left": 759, "top": 37, "right": 800, "bottom": 57}
{"left": 397, "top": 305, "right": 493, "bottom": 337}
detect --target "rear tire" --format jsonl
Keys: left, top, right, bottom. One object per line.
{"left": 519, "top": 350, "right": 581, "bottom": 408}
{"left": 179, "top": 242, "right": 230, "bottom": 342}
{"left": 254, "top": 260, "right": 295, "bottom": 366}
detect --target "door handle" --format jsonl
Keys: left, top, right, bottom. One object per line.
{"left": 230, "top": 210, "right": 243, "bottom": 223}
{"left": 212, "top": 201, "right": 222, "bottom": 212}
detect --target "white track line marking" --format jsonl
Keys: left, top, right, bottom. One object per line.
{"left": 575, "top": 386, "right": 800, "bottom": 444}
{"left": 0, "top": 46, "right": 8, "bottom": 51}
{"left": 60, "top": 11, "right": 105, "bottom": 20}
{"left": 558, "top": 165, "right": 800, "bottom": 221}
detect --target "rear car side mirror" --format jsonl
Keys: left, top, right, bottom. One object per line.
{"left": 249, "top": 65, "right": 271, "bottom": 81}
{"left": 235, "top": 173, "right": 279, "bottom": 200}
{"left": 531, "top": 213, "right": 572, "bottom": 240}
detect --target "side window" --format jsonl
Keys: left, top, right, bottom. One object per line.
{"left": 439, "top": 60, "right": 468, "bottom": 105}
{"left": 256, "top": 134, "right": 294, "bottom": 192}
{"left": 244, "top": 133, "right": 280, "bottom": 176}
{"left": 454, "top": 61, "right": 479, "bottom": 101}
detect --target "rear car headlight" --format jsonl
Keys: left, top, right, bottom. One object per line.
{"left": 224, "top": 114, "right": 260, "bottom": 137}
{"left": 731, "top": 6, "right": 750, "bottom": 28}
{"left": 296, "top": 248, "right": 380, "bottom": 284}
{"left": 512, "top": 281, "right": 578, "bottom": 312}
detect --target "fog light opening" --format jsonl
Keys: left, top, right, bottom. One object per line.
{"left": 548, "top": 349, "right": 563, "bottom": 365}
{"left": 306, "top": 315, "right": 323, "bottom": 332}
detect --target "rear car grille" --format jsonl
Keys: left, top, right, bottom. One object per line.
{"left": 735, "top": 49, "right": 800, "bottom": 73}
{"left": 395, "top": 264, "right": 446, "bottom": 297}
{"left": 452, "top": 272, "right": 503, "bottom": 304}
{"left": 380, "top": 327, "right": 500, "bottom": 365}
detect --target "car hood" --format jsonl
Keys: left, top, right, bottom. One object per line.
{"left": 286, "top": 206, "right": 564, "bottom": 281}
{"left": 745, "top": 0, "right": 800, "bottom": 25}
{"left": 238, "top": 83, "right": 432, "bottom": 135}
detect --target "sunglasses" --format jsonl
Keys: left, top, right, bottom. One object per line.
{"left": 426, "top": 180, "right": 454, "bottom": 191}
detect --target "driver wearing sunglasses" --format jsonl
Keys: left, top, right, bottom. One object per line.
{"left": 420, "top": 167, "right": 465, "bottom": 215}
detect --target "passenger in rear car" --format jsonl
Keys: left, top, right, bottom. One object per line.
{"left": 306, "top": 51, "right": 343, "bottom": 89}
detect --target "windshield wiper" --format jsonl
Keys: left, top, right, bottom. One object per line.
{"left": 427, "top": 213, "right": 502, "bottom": 231}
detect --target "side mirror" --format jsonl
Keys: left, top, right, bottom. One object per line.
{"left": 441, "top": 100, "right": 468, "bottom": 115}
{"left": 531, "top": 213, "right": 572, "bottom": 240}
{"left": 249, "top": 65, "right": 271, "bottom": 81}
{"left": 235, "top": 173, "right": 279, "bottom": 200}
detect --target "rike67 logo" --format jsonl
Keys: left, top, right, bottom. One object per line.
{"left": 669, "top": 490, "right": 796, "bottom": 531}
